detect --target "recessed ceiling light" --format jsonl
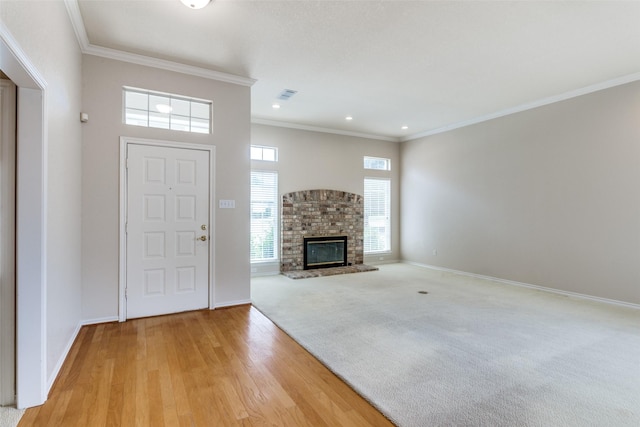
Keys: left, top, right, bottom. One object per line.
{"left": 155, "top": 104, "right": 173, "bottom": 114}
{"left": 345, "top": 116, "right": 353, "bottom": 121}
{"left": 180, "top": 0, "right": 211, "bottom": 9}
{"left": 272, "top": 103, "right": 281, "bottom": 109}
{"left": 401, "top": 125, "right": 409, "bottom": 130}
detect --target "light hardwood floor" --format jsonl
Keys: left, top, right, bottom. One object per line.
{"left": 19, "top": 305, "right": 394, "bottom": 426}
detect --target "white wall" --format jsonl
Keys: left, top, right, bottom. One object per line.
{"left": 81, "top": 55, "right": 251, "bottom": 320}
{"left": 401, "top": 81, "right": 640, "bottom": 305}
{"left": 251, "top": 124, "right": 401, "bottom": 272}
{"left": 1, "top": 0, "right": 83, "bottom": 404}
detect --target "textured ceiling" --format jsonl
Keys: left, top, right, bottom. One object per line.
{"left": 75, "top": 0, "right": 640, "bottom": 141}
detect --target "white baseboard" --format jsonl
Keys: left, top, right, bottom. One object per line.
{"left": 46, "top": 316, "right": 119, "bottom": 397}
{"left": 214, "top": 299, "right": 252, "bottom": 309}
{"left": 404, "top": 261, "right": 640, "bottom": 310}
{"left": 46, "top": 321, "right": 82, "bottom": 394}
{"left": 81, "top": 316, "right": 120, "bottom": 326}
{"left": 367, "top": 258, "right": 400, "bottom": 266}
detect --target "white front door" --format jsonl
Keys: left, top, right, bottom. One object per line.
{"left": 126, "top": 143, "right": 211, "bottom": 319}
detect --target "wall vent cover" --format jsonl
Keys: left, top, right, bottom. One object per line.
{"left": 277, "top": 89, "right": 298, "bottom": 100}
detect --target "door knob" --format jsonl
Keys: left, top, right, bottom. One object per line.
{"left": 198, "top": 235, "right": 207, "bottom": 241}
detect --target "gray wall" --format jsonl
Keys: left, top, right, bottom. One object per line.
{"left": 251, "top": 124, "right": 401, "bottom": 273}
{"left": 401, "top": 81, "right": 640, "bottom": 305}
{"left": 82, "top": 55, "right": 251, "bottom": 321}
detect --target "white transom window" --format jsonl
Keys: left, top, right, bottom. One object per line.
{"left": 123, "top": 87, "right": 212, "bottom": 134}
{"left": 364, "top": 156, "right": 391, "bottom": 171}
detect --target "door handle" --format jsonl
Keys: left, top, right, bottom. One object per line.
{"left": 198, "top": 235, "right": 207, "bottom": 241}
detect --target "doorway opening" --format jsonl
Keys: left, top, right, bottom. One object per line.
{"left": 1, "top": 29, "right": 48, "bottom": 409}
{"left": 0, "top": 76, "right": 16, "bottom": 407}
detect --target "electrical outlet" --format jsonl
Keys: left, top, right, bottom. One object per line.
{"left": 219, "top": 199, "right": 235, "bottom": 209}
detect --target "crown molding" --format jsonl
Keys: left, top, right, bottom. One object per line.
{"left": 63, "top": 0, "right": 90, "bottom": 51}
{"left": 401, "top": 71, "right": 640, "bottom": 142}
{"left": 258, "top": 69, "right": 640, "bottom": 143}
{"left": 251, "top": 118, "right": 400, "bottom": 142}
{"left": 63, "top": 0, "right": 255, "bottom": 87}
{"left": 82, "top": 44, "right": 256, "bottom": 87}
{"left": 63, "top": 0, "right": 639, "bottom": 141}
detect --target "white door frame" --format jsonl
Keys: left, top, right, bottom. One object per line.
{"left": 1, "top": 26, "right": 48, "bottom": 408}
{"left": 119, "top": 137, "right": 216, "bottom": 322}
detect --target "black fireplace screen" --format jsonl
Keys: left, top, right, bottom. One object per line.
{"left": 303, "top": 236, "right": 348, "bottom": 269}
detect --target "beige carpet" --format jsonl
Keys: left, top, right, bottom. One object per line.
{"left": 0, "top": 406, "right": 23, "bottom": 427}
{"left": 251, "top": 263, "right": 640, "bottom": 427}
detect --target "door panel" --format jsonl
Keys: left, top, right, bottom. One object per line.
{"left": 126, "top": 144, "right": 210, "bottom": 319}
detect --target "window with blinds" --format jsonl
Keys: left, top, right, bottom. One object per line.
{"left": 251, "top": 170, "right": 278, "bottom": 261}
{"left": 364, "top": 178, "right": 391, "bottom": 253}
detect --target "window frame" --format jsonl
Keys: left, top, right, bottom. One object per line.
{"left": 123, "top": 86, "right": 212, "bottom": 134}
{"left": 363, "top": 177, "right": 391, "bottom": 254}
{"left": 250, "top": 145, "right": 278, "bottom": 162}
{"left": 364, "top": 156, "right": 391, "bottom": 171}
{"left": 250, "top": 169, "right": 279, "bottom": 263}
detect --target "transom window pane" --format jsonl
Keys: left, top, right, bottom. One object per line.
{"left": 364, "top": 156, "right": 391, "bottom": 171}
{"left": 126, "top": 91, "right": 148, "bottom": 110}
{"left": 250, "top": 145, "right": 278, "bottom": 162}
{"left": 123, "top": 87, "right": 212, "bottom": 134}
{"left": 171, "top": 98, "right": 190, "bottom": 116}
{"left": 191, "top": 102, "right": 210, "bottom": 119}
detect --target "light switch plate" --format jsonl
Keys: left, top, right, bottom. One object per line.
{"left": 219, "top": 199, "right": 235, "bottom": 209}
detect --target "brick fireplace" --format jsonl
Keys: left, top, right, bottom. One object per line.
{"left": 281, "top": 189, "right": 364, "bottom": 272}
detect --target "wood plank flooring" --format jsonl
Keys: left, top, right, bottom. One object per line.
{"left": 19, "top": 305, "right": 394, "bottom": 426}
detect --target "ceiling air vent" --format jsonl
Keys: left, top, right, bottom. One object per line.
{"left": 277, "top": 89, "right": 298, "bottom": 101}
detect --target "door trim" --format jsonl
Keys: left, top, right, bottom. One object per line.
{"left": 1, "top": 26, "right": 48, "bottom": 409}
{"left": 119, "top": 137, "right": 216, "bottom": 322}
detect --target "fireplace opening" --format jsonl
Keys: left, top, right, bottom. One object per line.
{"left": 303, "top": 236, "right": 348, "bottom": 270}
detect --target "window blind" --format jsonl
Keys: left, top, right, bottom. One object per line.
{"left": 250, "top": 170, "right": 278, "bottom": 261}
{"left": 364, "top": 178, "right": 390, "bottom": 253}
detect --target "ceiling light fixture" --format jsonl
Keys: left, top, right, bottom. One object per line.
{"left": 272, "top": 103, "right": 281, "bottom": 109}
{"left": 401, "top": 125, "right": 408, "bottom": 130}
{"left": 180, "top": 0, "right": 211, "bottom": 10}
{"left": 345, "top": 116, "right": 353, "bottom": 121}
